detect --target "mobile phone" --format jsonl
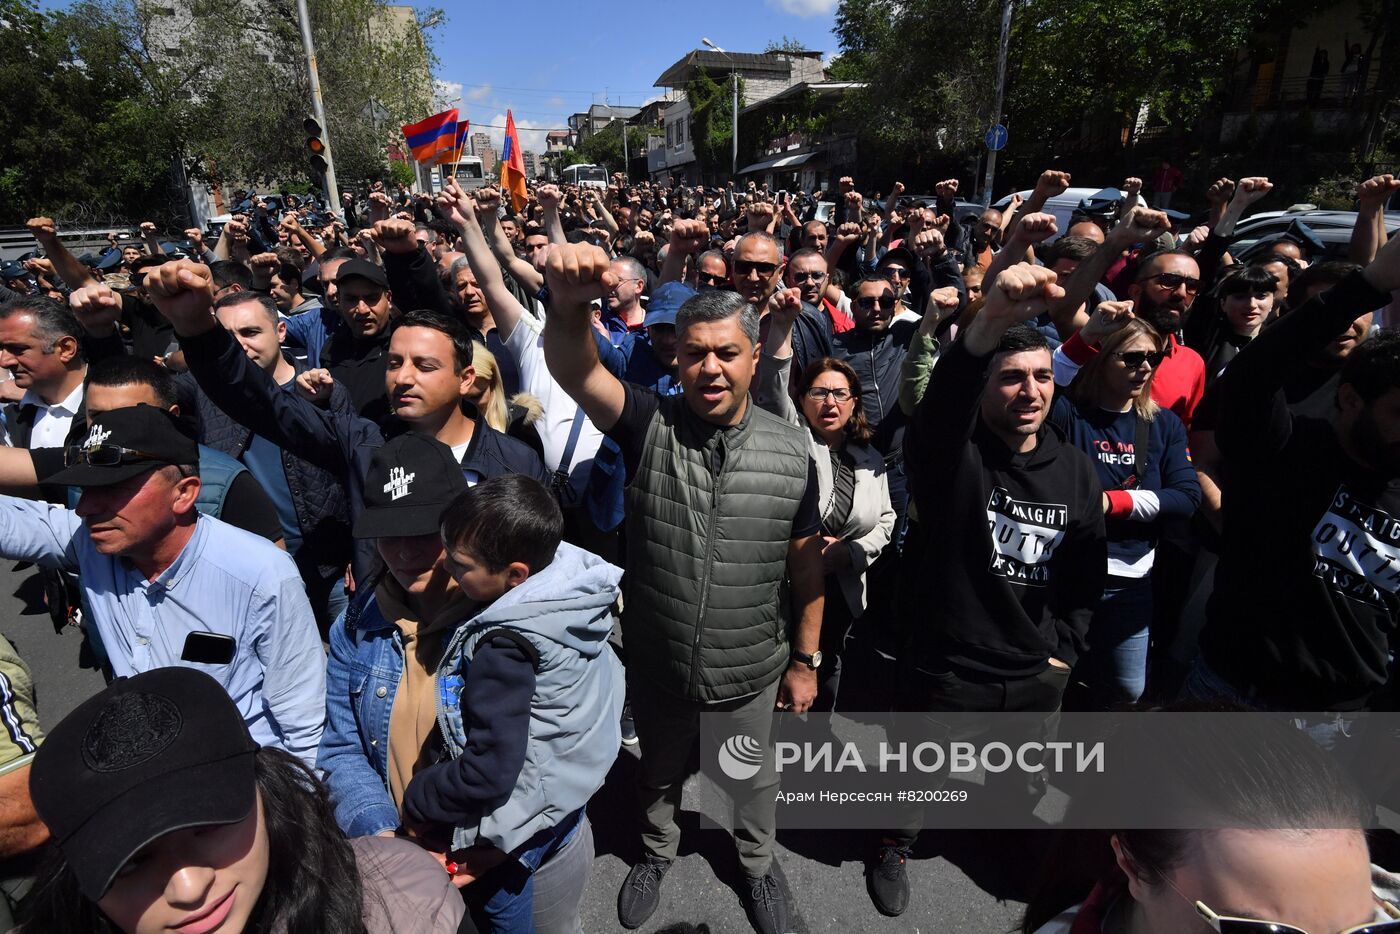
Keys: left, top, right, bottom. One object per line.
{"left": 182, "top": 631, "right": 236, "bottom": 665}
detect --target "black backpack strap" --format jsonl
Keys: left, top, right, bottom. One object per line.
{"left": 1120, "top": 412, "right": 1151, "bottom": 491}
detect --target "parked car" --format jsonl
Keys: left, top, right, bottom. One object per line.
{"left": 992, "top": 187, "right": 1128, "bottom": 241}
{"left": 1226, "top": 210, "right": 1400, "bottom": 262}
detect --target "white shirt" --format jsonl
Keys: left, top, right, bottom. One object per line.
{"left": 14, "top": 381, "right": 84, "bottom": 449}
{"left": 504, "top": 313, "right": 604, "bottom": 495}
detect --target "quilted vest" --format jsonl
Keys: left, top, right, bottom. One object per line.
{"left": 624, "top": 394, "right": 809, "bottom": 702}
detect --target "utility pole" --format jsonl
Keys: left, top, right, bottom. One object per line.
{"left": 980, "top": 0, "right": 1014, "bottom": 207}
{"left": 621, "top": 115, "right": 630, "bottom": 181}
{"left": 703, "top": 38, "right": 739, "bottom": 179}
{"left": 295, "top": 0, "right": 341, "bottom": 216}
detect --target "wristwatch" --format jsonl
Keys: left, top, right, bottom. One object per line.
{"left": 791, "top": 650, "right": 823, "bottom": 670}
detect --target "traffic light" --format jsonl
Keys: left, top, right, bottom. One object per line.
{"left": 305, "top": 117, "right": 328, "bottom": 174}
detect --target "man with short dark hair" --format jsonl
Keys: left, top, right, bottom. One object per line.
{"left": 0, "top": 295, "right": 87, "bottom": 451}
{"left": 869, "top": 265, "right": 1106, "bottom": 917}
{"left": 0, "top": 405, "right": 325, "bottom": 764}
{"left": 543, "top": 245, "right": 824, "bottom": 934}
{"left": 1189, "top": 231, "right": 1400, "bottom": 715}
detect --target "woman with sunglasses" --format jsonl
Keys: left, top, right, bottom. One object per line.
{"left": 1021, "top": 710, "right": 1400, "bottom": 934}
{"left": 1048, "top": 302, "right": 1200, "bottom": 709}
{"left": 757, "top": 290, "right": 895, "bottom": 711}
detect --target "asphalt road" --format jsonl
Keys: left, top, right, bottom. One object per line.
{"left": 3, "top": 560, "right": 1034, "bottom": 934}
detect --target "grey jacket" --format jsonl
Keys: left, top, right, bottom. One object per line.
{"left": 347, "top": 835, "right": 467, "bottom": 933}
{"left": 757, "top": 351, "right": 895, "bottom": 616}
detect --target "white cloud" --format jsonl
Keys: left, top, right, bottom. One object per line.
{"left": 433, "top": 79, "right": 462, "bottom": 109}
{"left": 466, "top": 83, "right": 492, "bottom": 102}
{"left": 766, "top": 0, "right": 837, "bottom": 15}
{"left": 480, "top": 111, "right": 550, "bottom": 156}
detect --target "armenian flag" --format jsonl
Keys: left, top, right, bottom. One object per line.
{"left": 402, "top": 109, "right": 459, "bottom": 164}
{"left": 435, "top": 120, "right": 471, "bottom": 167}
{"left": 500, "top": 110, "right": 528, "bottom": 213}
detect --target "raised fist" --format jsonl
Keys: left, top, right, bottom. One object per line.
{"left": 912, "top": 228, "right": 946, "bottom": 258}
{"left": 545, "top": 242, "right": 617, "bottom": 315}
{"left": 1112, "top": 207, "right": 1172, "bottom": 246}
{"left": 26, "top": 217, "right": 58, "bottom": 241}
{"left": 374, "top": 218, "right": 418, "bottom": 254}
{"left": 184, "top": 228, "right": 204, "bottom": 245}
{"left": 668, "top": 218, "right": 709, "bottom": 255}
{"left": 768, "top": 287, "right": 804, "bottom": 329}
{"left": 139, "top": 221, "right": 157, "bottom": 238}
{"left": 1034, "top": 170, "right": 1071, "bottom": 199}
{"left": 927, "top": 285, "right": 961, "bottom": 328}
{"left": 1123, "top": 176, "right": 1143, "bottom": 196}
{"left": 838, "top": 176, "right": 855, "bottom": 194}
{"left": 68, "top": 282, "right": 124, "bottom": 336}
{"left": 1231, "top": 176, "right": 1273, "bottom": 208}
{"left": 143, "top": 259, "right": 216, "bottom": 334}
{"left": 892, "top": 181, "right": 906, "bottom": 197}
{"left": 747, "top": 200, "right": 776, "bottom": 232}
{"left": 295, "top": 368, "right": 335, "bottom": 408}
{"left": 984, "top": 263, "right": 1065, "bottom": 327}
{"left": 1206, "top": 178, "right": 1236, "bottom": 207}
{"left": 249, "top": 252, "right": 280, "bottom": 278}
{"left": 835, "top": 222, "right": 862, "bottom": 245}
{"left": 1013, "top": 212, "right": 1058, "bottom": 245}
{"left": 473, "top": 186, "right": 503, "bottom": 219}
{"left": 1358, "top": 174, "right": 1400, "bottom": 211}
{"left": 537, "top": 185, "right": 562, "bottom": 210}
{"left": 225, "top": 217, "right": 249, "bottom": 243}
{"left": 935, "top": 179, "right": 959, "bottom": 199}
{"left": 843, "top": 190, "right": 863, "bottom": 215}
{"left": 1081, "top": 299, "right": 1136, "bottom": 346}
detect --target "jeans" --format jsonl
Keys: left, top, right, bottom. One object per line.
{"left": 1074, "top": 575, "right": 1152, "bottom": 710}
{"left": 465, "top": 810, "right": 587, "bottom": 933}
{"left": 1178, "top": 657, "right": 1359, "bottom": 753}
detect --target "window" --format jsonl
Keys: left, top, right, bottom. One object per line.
{"left": 678, "top": 120, "right": 686, "bottom": 145}
{"left": 667, "top": 123, "right": 674, "bottom": 148}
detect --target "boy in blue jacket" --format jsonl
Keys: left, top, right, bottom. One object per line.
{"left": 403, "top": 474, "right": 624, "bottom": 932}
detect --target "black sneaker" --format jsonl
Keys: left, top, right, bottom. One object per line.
{"left": 620, "top": 701, "right": 639, "bottom": 747}
{"left": 617, "top": 854, "right": 671, "bottom": 929}
{"left": 742, "top": 869, "right": 789, "bottom": 934}
{"left": 868, "top": 844, "right": 911, "bottom": 916}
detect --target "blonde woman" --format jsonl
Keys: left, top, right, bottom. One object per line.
{"left": 1049, "top": 302, "right": 1200, "bottom": 708}
{"left": 468, "top": 343, "right": 544, "bottom": 459}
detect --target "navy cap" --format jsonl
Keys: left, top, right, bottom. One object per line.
{"left": 0, "top": 261, "right": 26, "bottom": 280}
{"left": 336, "top": 258, "right": 388, "bottom": 289}
{"left": 643, "top": 281, "right": 698, "bottom": 328}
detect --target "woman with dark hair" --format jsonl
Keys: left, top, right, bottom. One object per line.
{"left": 1021, "top": 711, "right": 1400, "bottom": 933}
{"left": 20, "top": 666, "right": 470, "bottom": 934}
{"left": 1197, "top": 265, "right": 1279, "bottom": 384}
{"left": 759, "top": 291, "right": 895, "bottom": 711}
{"left": 1049, "top": 302, "right": 1200, "bottom": 708}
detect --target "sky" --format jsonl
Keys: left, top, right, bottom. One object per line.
{"left": 416, "top": 0, "right": 842, "bottom": 155}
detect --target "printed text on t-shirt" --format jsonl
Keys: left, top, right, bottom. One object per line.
{"left": 985, "top": 487, "right": 1068, "bottom": 586}
{"left": 1310, "top": 485, "right": 1400, "bottom": 608}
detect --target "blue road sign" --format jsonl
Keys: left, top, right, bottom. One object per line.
{"left": 985, "top": 124, "right": 1009, "bottom": 151}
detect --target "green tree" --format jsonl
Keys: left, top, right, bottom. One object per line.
{"left": 578, "top": 122, "right": 649, "bottom": 173}
{"left": 687, "top": 70, "right": 745, "bottom": 179}
{"left": 831, "top": 0, "right": 1322, "bottom": 165}
{"left": 0, "top": 0, "right": 184, "bottom": 223}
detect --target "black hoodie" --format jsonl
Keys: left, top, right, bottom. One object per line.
{"left": 902, "top": 338, "right": 1107, "bottom": 677}
{"left": 1200, "top": 271, "right": 1399, "bottom": 709}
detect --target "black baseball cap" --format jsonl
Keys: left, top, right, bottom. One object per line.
{"left": 29, "top": 667, "right": 258, "bottom": 900}
{"left": 335, "top": 257, "right": 389, "bottom": 289}
{"left": 48, "top": 405, "right": 200, "bottom": 488}
{"left": 353, "top": 433, "right": 468, "bottom": 538}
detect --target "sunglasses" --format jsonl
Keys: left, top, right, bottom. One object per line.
{"left": 881, "top": 265, "right": 909, "bottom": 279}
{"left": 733, "top": 259, "right": 779, "bottom": 277}
{"left": 804, "top": 386, "right": 853, "bottom": 403}
{"left": 856, "top": 294, "right": 897, "bottom": 311}
{"left": 698, "top": 272, "right": 727, "bottom": 286}
{"left": 790, "top": 271, "right": 826, "bottom": 283}
{"left": 1115, "top": 350, "right": 1167, "bottom": 369}
{"left": 1147, "top": 272, "right": 1202, "bottom": 294}
{"left": 1165, "top": 873, "right": 1400, "bottom": 933}
{"left": 65, "top": 443, "right": 167, "bottom": 468}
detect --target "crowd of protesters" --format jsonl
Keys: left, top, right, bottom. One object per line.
{"left": 0, "top": 162, "right": 1398, "bottom": 934}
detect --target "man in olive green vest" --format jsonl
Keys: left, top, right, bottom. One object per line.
{"left": 543, "top": 242, "right": 825, "bottom": 934}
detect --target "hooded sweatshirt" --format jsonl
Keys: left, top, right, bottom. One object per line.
{"left": 403, "top": 541, "right": 624, "bottom": 856}
{"left": 904, "top": 338, "right": 1107, "bottom": 677}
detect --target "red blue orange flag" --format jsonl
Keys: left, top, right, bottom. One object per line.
{"left": 402, "top": 109, "right": 458, "bottom": 164}
{"left": 435, "top": 120, "right": 471, "bottom": 167}
{"left": 500, "top": 110, "right": 528, "bottom": 212}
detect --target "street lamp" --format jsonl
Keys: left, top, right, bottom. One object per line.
{"left": 702, "top": 37, "right": 738, "bottom": 179}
